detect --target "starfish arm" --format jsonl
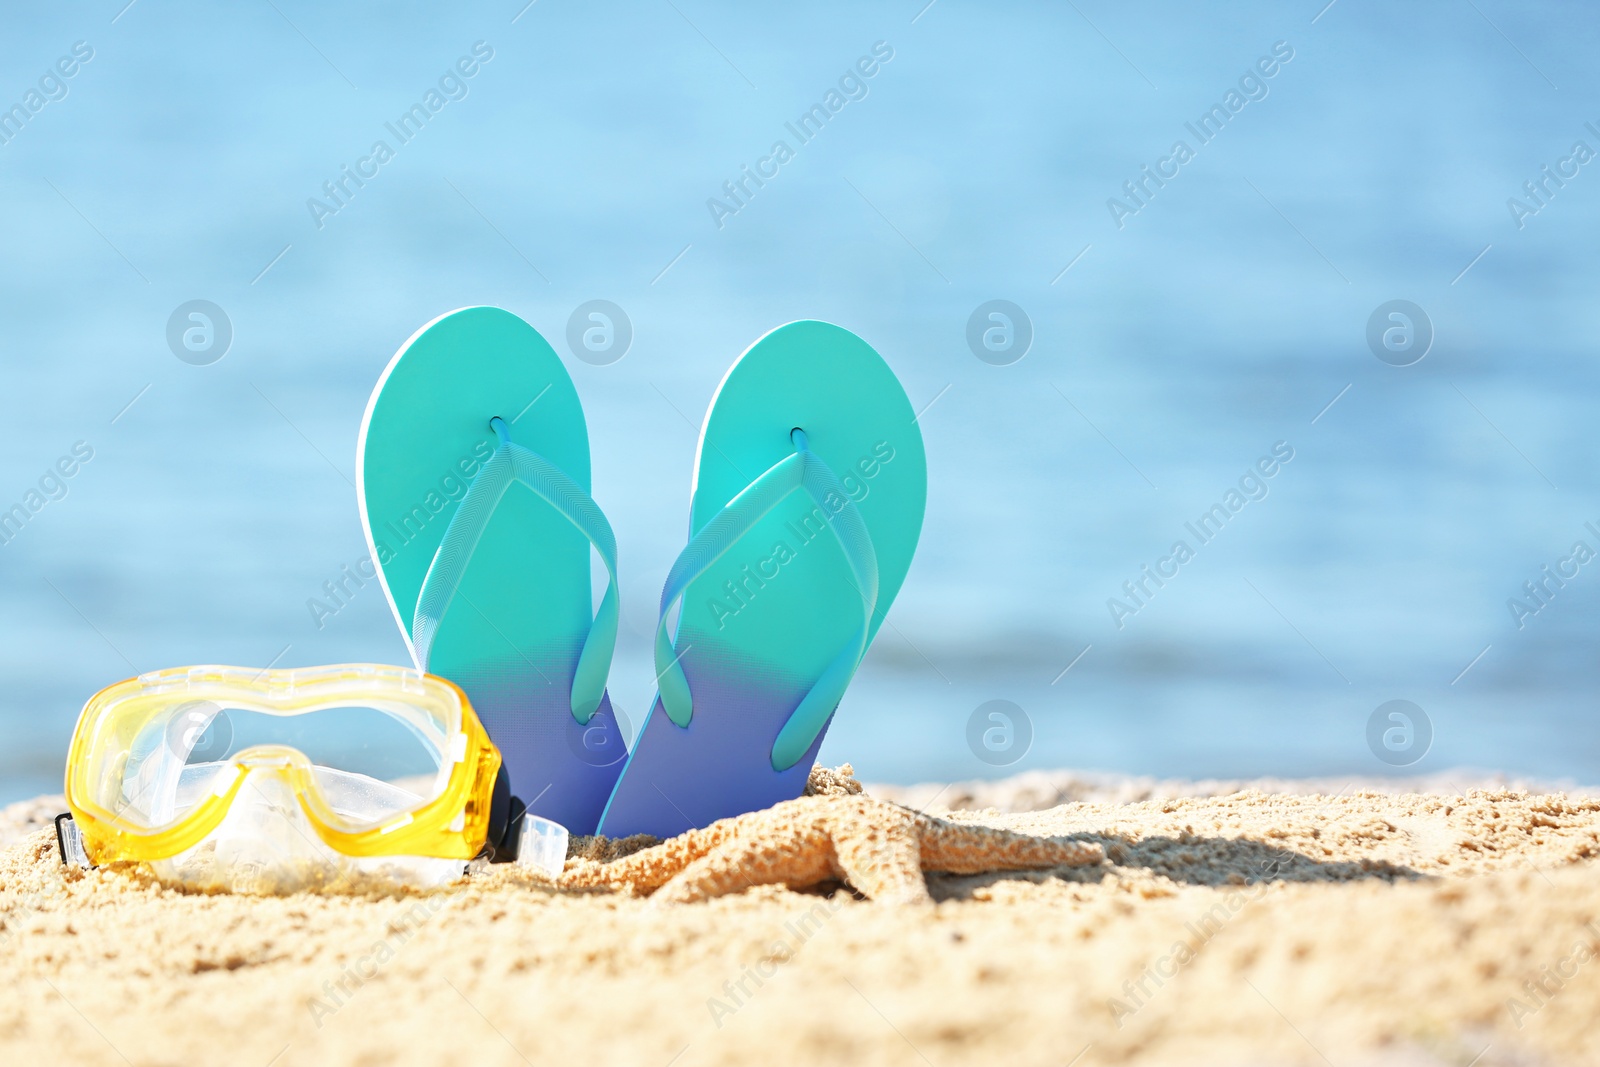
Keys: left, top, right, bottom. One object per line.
{"left": 654, "top": 827, "right": 836, "bottom": 904}
{"left": 916, "top": 819, "right": 1104, "bottom": 874}
{"left": 830, "top": 820, "right": 933, "bottom": 904}
{"left": 560, "top": 820, "right": 740, "bottom": 892}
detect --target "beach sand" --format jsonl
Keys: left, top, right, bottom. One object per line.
{"left": 2, "top": 768, "right": 1598, "bottom": 1066}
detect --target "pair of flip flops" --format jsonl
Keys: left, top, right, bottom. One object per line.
{"left": 356, "top": 308, "right": 926, "bottom": 838}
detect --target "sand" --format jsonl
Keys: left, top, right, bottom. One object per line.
{"left": 2, "top": 768, "right": 1599, "bottom": 1066}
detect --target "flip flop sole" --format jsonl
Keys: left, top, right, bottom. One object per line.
{"left": 358, "top": 307, "right": 626, "bottom": 834}
{"left": 598, "top": 320, "right": 926, "bottom": 837}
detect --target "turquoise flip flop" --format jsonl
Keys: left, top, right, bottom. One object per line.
{"left": 357, "top": 306, "right": 626, "bottom": 835}
{"left": 597, "top": 320, "right": 926, "bottom": 838}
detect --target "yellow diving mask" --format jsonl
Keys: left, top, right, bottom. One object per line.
{"left": 61, "top": 664, "right": 565, "bottom": 893}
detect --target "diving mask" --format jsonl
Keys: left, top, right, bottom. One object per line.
{"left": 63, "top": 663, "right": 564, "bottom": 892}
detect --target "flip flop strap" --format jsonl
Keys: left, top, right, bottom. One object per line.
{"left": 413, "top": 420, "right": 618, "bottom": 724}
{"left": 654, "top": 430, "right": 879, "bottom": 770}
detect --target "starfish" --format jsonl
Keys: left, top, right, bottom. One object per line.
{"left": 559, "top": 794, "right": 1104, "bottom": 904}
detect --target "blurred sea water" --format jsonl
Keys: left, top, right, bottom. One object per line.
{"left": 2, "top": 1, "right": 1598, "bottom": 802}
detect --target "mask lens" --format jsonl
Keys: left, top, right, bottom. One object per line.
{"left": 109, "top": 696, "right": 452, "bottom": 831}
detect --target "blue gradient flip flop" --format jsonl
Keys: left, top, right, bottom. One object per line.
{"left": 357, "top": 306, "right": 627, "bottom": 834}
{"left": 597, "top": 320, "right": 926, "bottom": 838}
